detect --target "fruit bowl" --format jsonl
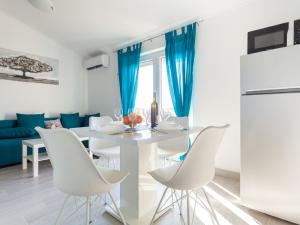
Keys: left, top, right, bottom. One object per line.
{"left": 123, "top": 113, "right": 143, "bottom": 128}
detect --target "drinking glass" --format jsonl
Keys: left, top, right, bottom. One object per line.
{"left": 160, "top": 109, "right": 171, "bottom": 122}
{"left": 128, "top": 109, "right": 138, "bottom": 129}
{"left": 114, "top": 108, "right": 123, "bottom": 122}
{"left": 143, "top": 109, "right": 151, "bottom": 126}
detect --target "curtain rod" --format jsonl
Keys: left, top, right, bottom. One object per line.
{"left": 113, "top": 19, "right": 203, "bottom": 53}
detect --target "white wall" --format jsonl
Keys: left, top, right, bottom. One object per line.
{"left": 193, "top": 0, "right": 300, "bottom": 172}
{"left": 88, "top": 52, "right": 121, "bottom": 117}
{"left": 88, "top": 0, "right": 300, "bottom": 172}
{"left": 0, "top": 11, "right": 87, "bottom": 119}
{"left": 87, "top": 37, "right": 167, "bottom": 118}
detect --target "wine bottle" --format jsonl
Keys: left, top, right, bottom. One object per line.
{"left": 151, "top": 92, "right": 158, "bottom": 128}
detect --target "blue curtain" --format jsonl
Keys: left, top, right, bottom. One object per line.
{"left": 165, "top": 23, "right": 196, "bottom": 117}
{"left": 117, "top": 43, "right": 142, "bottom": 116}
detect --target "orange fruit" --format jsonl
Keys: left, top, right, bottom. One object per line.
{"left": 136, "top": 115, "right": 143, "bottom": 123}
{"left": 123, "top": 116, "right": 130, "bottom": 125}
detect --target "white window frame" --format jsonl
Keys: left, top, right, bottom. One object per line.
{"left": 139, "top": 49, "right": 194, "bottom": 124}
{"left": 140, "top": 50, "right": 165, "bottom": 110}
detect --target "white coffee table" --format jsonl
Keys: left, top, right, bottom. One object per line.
{"left": 22, "top": 135, "right": 89, "bottom": 177}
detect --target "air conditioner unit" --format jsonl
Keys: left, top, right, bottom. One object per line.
{"left": 83, "top": 54, "right": 109, "bottom": 70}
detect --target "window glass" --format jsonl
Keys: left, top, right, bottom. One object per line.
{"left": 161, "top": 57, "right": 175, "bottom": 115}
{"left": 135, "top": 61, "right": 153, "bottom": 110}
{"left": 135, "top": 55, "right": 175, "bottom": 117}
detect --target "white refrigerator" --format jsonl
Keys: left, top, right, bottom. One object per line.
{"left": 241, "top": 45, "right": 300, "bottom": 224}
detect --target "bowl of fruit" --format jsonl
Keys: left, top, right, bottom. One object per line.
{"left": 123, "top": 113, "right": 143, "bottom": 128}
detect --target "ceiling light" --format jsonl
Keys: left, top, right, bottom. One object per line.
{"left": 28, "top": 0, "right": 55, "bottom": 13}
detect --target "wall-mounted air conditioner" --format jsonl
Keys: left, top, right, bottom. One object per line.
{"left": 83, "top": 54, "right": 109, "bottom": 70}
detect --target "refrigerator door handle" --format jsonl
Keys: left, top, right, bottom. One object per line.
{"left": 242, "top": 87, "right": 300, "bottom": 96}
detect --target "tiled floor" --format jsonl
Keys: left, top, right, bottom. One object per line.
{"left": 0, "top": 161, "right": 295, "bottom": 225}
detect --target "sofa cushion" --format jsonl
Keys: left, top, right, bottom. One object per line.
{"left": 0, "top": 127, "right": 36, "bottom": 139}
{"left": 17, "top": 113, "right": 45, "bottom": 129}
{"left": 0, "top": 135, "right": 43, "bottom": 167}
{"left": 82, "top": 113, "right": 100, "bottom": 127}
{"left": 0, "top": 120, "right": 17, "bottom": 129}
{"left": 60, "top": 113, "right": 81, "bottom": 128}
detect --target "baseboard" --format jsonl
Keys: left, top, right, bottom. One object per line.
{"left": 216, "top": 168, "right": 240, "bottom": 180}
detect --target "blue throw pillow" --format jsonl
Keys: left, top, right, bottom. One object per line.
{"left": 17, "top": 113, "right": 45, "bottom": 129}
{"left": 0, "top": 127, "right": 36, "bottom": 139}
{"left": 60, "top": 113, "right": 81, "bottom": 128}
{"left": 83, "top": 113, "right": 100, "bottom": 127}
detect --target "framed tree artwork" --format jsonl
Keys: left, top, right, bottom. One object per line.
{"left": 0, "top": 48, "right": 59, "bottom": 85}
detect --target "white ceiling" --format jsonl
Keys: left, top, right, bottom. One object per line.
{"left": 0, "top": 0, "right": 253, "bottom": 57}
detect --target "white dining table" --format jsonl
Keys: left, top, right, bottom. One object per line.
{"left": 71, "top": 126, "right": 203, "bottom": 225}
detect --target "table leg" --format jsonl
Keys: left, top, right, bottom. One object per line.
{"left": 105, "top": 143, "right": 169, "bottom": 225}
{"left": 22, "top": 144, "right": 27, "bottom": 170}
{"left": 33, "top": 147, "right": 38, "bottom": 177}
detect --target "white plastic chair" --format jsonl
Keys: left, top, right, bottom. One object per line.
{"left": 89, "top": 116, "right": 120, "bottom": 168}
{"left": 149, "top": 125, "right": 229, "bottom": 225}
{"left": 89, "top": 116, "right": 113, "bottom": 130}
{"left": 157, "top": 117, "right": 189, "bottom": 165}
{"left": 36, "top": 127, "right": 128, "bottom": 225}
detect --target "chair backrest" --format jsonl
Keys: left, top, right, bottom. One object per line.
{"left": 36, "top": 127, "right": 110, "bottom": 196}
{"left": 89, "top": 116, "right": 113, "bottom": 130}
{"left": 157, "top": 117, "right": 189, "bottom": 153}
{"left": 168, "top": 125, "right": 229, "bottom": 190}
{"left": 89, "top": 116, "right": 118, "bottom": 150}
{"left": 168, "top": 116, "right": 189, "bottom": 129}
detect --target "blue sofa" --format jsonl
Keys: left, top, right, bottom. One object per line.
{"left": 0, "top": 115, "right": 93, "bottom": 168}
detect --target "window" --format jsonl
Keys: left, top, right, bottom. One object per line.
{"left": 135, "top": 61, "right": 154, "bottom": 109}
{"left": 161, "top": 57, "right": 174, "bottom": 114}
{"left": 135, "top": 51, "right": 175, "bottom": 116}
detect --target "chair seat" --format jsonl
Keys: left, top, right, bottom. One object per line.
{"left": 96, "top": 166, "right": 129, "bottom": 185}
{"left": 91, "top": 146, "right": 120, "bottom": 158}
{"left": 157, "top": 146, "right": 186, "bottom": 158}
{"left": 148, "top": 163, "right": 181, "bottom": 186}
{"left": 166, "top": 152, "right": 185, "bottom": 162}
